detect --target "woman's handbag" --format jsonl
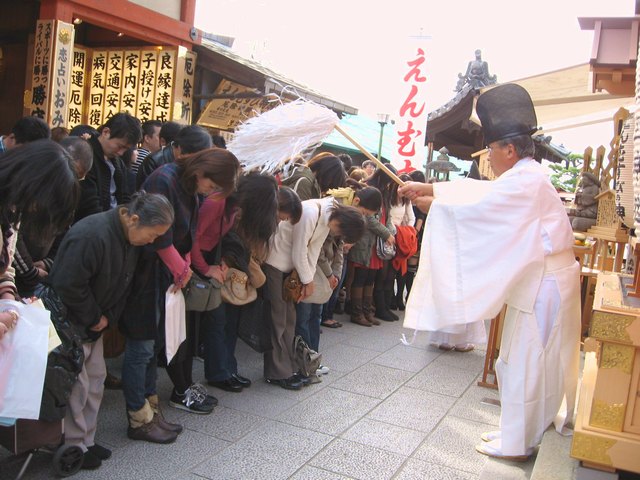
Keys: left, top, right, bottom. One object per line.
{"left": 282, "top": 269, "right": 303, "bottom": 303}
{"left": 221, "top": 268, "right": 258, "bottom": 306}
{"left": 293, "top": 334, "right": 322, "bottom": 378}
{"left": 376, "top": 236, "right": 396, "bottom": 261}
{"left": 301, "top": 266, "right": 333, "bottom": 304}
{"left": 237, "top": 287, "right": 272, "bottom": 353}
{"left": 183, "top": 272, "right": 222, "bottom": 312}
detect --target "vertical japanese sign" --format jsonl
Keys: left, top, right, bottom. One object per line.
{"left": 136, "top": 50, "right": 158, "bottom": 122}
{"left": 173, "top": 47, "right": 196, "bottom": 125}
{"left": 392, "top": 46, "right": 429, "bottom": 174}
{"left": 616, "top": 115, "right": 635, "bottom": 228}
{"left": 49, "top": 21, "right": 75, "bottom": 128}
{"left": 154, "top": 49, "right": 175, "bottom": 122}
{"left": 104, "top": 50, "right": 124, "bottom": 121}
{"left": 121, "top": 50, "right": 140, "bottom": 115}
{"left": 88, "top": 50, "right": 107, "bottom": 129}
{"left": 68, "top": 47, "right": 88, "bottom": 129}
{"left": 29, "top": 20, "right": 55, "bottom": 119}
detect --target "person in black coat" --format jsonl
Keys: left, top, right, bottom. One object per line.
{"left": 83, "top": 113, "right": 142, "bottom": 217}
{"left": 44, "top": 193, "right": 174, "bottom": 469}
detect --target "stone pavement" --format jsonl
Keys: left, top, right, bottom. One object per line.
{"left": 0, "top": 312, "right": 536, "bottom": 480}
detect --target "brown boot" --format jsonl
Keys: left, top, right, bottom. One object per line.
{"left": 147, "top": 394, "right": 183, "bottom": 434}
{"left": 127, "top": 400, "right": 178, "bottom": 444}
{"left": 363, "top": 296, "right": 380, "bottom": 325}
{"left": 350, "top": 297, "right": 371, "bottom": 327}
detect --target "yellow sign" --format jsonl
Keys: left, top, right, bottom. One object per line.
{"left": 197, "top": 79, "right": 276, "bottom": 131}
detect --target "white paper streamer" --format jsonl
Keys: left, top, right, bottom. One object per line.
{"left": 227, "top": 99, "right": 340, "bottom": 174}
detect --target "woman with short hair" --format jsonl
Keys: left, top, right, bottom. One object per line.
{"left": 42, "top": 192, "right": 174, "bottom": 469}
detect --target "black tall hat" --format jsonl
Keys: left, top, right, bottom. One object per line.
{"left": 476, "top": 84, "right": 538, "bottom": 145}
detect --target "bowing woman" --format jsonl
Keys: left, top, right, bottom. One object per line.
{"left": 43, "top": 192, "right": 174, "bottom": 469}
{"left": 192, "top": 173, "right": 280, "bottom": 393}
{"left": 120, "top": 148, "right": 239, "bottom": 443}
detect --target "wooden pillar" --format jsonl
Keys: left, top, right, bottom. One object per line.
{"left": 39, "top": 0, "right": 73, "bottom": 22}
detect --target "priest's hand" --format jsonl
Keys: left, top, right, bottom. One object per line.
{"left": 398, "top": 181, "right": 433, "bottom": 201}
{"left": 413, "top": 196, "right": 434, "bottom": 213}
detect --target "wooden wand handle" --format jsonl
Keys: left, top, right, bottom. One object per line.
{"left": 334, "top": 124, "right": 405, "bottom": 186}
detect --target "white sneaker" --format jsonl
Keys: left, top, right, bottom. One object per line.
{"left": 316, "top": 365, "right": 330, "bottom": 376}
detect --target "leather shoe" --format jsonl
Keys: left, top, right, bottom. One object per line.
{"left": 127, "top": 418, "right": 178, "bottom": 444}
{"left": 87, "top": 444, "right": 111, "bottom": 460}
{"left": 104, "top": 371, "right": 122, "bottom": 390}
{"left": 81, "top": 451, "right": 102, "bottom": 470}
{"left": 208, "top": 377, "right": 243, "bottom": 392}
{"left": 232, "top": 373, "right": 251, "bottom": 387}
{"left": 154, "top": 413, "right": 183, "bottom": 434}
{"left": 266, "top": 376, "right": 303, "bottom": 390}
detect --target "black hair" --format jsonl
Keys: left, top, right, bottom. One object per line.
{"left": 100, "top": 112, "right": 142, "bottom": 145}
{"left": 121, "top": 147, "right": 138, "bottom": 167}
{"left": 69, "top": 124, "right": 98, "bottom": 138}
{"left": 0, "top": 139, "right": 79, "bottom": 241}
{"left": 141, "top": 120, "right": 162, "bottom": 139}
{"left": 308, "top": 154, "right": 347, "bottom": 192}
{"left": 125, "top": 191, "right": 174, "bottom": 227}
{"left": 231, "top": 173, "right": 279, "bottom": 259}
{"left": 11, "top": 116, "right": 50, "bottom": 144}
{"left": 175, "top": 125, "right": 213, "bottom": 154}
{"left": 60, "top": 136, "right": 93, "bottom": 177}
{"left": 366, "top": 164, "right": 399, "bottom": 210}
{"left": 277, "top": 187, "right": 302, "bottom": 224}
{"left": 328, "top": 203, "right": 365, "bottom": 244}
{"left": 159, "top": 121, "right": 182, "bottom": 144}
{"left": 337, "top": 153, "right": 353, "bottom": 171}
{"left": 211, "top": 134, "right": 227, "bottom": 149}
{"left": 355, "top": 186, "right": 382, "bottom": 212}
{"left": 409, "top": 170, "right": 426, "bottom": 183}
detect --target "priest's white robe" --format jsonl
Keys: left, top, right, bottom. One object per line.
{"left": 404, "top": 158, "right": 581, "bottom": 456}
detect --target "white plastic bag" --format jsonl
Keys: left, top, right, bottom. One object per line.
{"left": 165, "top": 286, "right": 186, "bottom": 364}
{"left": 0, "top": 300, "right": 51, "bottom": 419}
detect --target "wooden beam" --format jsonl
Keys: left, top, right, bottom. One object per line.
{"left": 40, "top": 0, "right": 195, "bottom": 48}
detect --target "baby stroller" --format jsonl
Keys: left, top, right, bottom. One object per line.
{"left": 0, "top": 287, "right": 85, "bottom": 478}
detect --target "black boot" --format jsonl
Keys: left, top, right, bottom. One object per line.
{"left": 396, "top": 276, "right": 406, "bottom": 311}
{"left": 384, "top": 290, "right": 399, "bottom": 320}
{"left": 405, "top": 271, "right": 415, "bottom": 298}
{"left": 374, "top": 290, "right": 395, "bottom": 321}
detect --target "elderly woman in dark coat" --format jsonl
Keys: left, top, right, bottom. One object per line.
{"left": 43, "top": 192, "right": 174, "bottom": 470}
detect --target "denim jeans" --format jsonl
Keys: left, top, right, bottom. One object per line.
{"left": 203, "top": 303, "right": 239, "bottom": 382}
{"left": 295, "top": 302, "right": 323, "bottom": 352}
{"left": 121, "top": 338, "right": 157, "bottom": 411}
{"left": 323, "top": 262, "right": 347, "bottom": 321}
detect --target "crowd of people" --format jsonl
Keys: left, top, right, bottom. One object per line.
{"left": 0, "top": 113, "right": 427, "bottom": 470}
{"left": 1, "top": 83, "right": 581, "bottom": 468}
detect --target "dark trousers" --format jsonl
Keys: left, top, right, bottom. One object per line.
{"left": 203, "top": 303, "right": 239, "bottom": 382}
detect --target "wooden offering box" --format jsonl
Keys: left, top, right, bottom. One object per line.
{"left": 570, "top": 272, "right": 640, "bottom": 473}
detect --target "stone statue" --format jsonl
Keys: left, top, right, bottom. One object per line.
{"left": 455, "top": 49, "right": 498, "bottom": 92}
{"left": 569, "top": 172, "right": 601, "bottom": 231}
